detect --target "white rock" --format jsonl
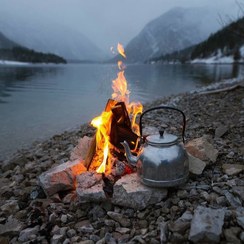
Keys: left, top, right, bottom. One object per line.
{"left": 112, "top": 173, "right": 168, "bottom": 210}
{"left": 186, "top": 136, "right": 218, "bottom": 163}
{"left": 39, "top": 159, "right": 87, "bottom": 196}
{"left": 188, "top": 153, "right": 207, "bottom": 175}
{"left": 189, "top": 206, "right": 225, "bottom": 243}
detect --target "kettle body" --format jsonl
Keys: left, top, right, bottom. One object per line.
{"left": 136, "top": 140, "right": 189, "bottom": 187}
{"left": 121, "top": 106, "right": 189, "bottom": 187}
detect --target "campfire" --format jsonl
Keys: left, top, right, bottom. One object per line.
{"left": 39, "top": 43, "right": 189, "bottom": 210}
{"left": 87, "top": 43, "right": 143, "bottom": 175}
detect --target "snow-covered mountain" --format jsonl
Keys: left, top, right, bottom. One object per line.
{"left": 124, "top": 7, "right": 222, "bottom": 63}
{"left": 0, "top": 11, "right": 106, "bottom": 62}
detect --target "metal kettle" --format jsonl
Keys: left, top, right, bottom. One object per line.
{"left": 121, "top": 106, "right": 189, "bottom": 187}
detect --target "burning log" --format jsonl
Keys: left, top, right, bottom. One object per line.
{"left": 84, "top": 135, "right": 96, "bottom": 169}
{"left": 87, "top": 99, "right": 139, "bottom": 172}
{"left": 110, "top": 101, "right": 139, "bottom": 151}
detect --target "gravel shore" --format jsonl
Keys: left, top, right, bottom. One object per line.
{"left": 0, "top": 79, "right": 243, "bottom": 243}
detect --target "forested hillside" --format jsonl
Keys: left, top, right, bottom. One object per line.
{"left": 0, "top": 47, "right": 67, "bottom": 64}
{"left": 150, "top": 16, "right": 244, "bottom": 63}
{"left": 0, "top": 32, "right": 66, "bottom": 64}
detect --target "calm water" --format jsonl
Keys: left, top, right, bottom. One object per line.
{"left": 0, "top": 63, "right": 243, "bottom": 159}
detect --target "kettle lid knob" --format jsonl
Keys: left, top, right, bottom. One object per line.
{"left": 159, "top": 130, "right": 164, "bottom": 137}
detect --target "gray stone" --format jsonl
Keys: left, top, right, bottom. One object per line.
{"left": 112, "top": 173, "right": 168, "bottom": 210}
{"left": 232, "top": 186, "right": 244, "bottom": 201}
{"left": 224, "top": 227, "right": 242, "bottom": 244}
{"left": 237, "top": 216, "right": 244, "bottom": 229}
{"left": 18, "top": 226, "right": 40, "bottom": 242}
{"left": 188, "top": 153, "right": 207, "bottom": 175}
{"left": 189, "top": 206, "right": 225, "bottom": 243}
{"left": 76, "top": 171, "right": 106, "bottom": 203}
{"left": 185, "top": 136, "right": 218, "bottom": 163}
{"left": 67, "top": 229, "right": 76, "bottom": 238}
{"left": 115, "top": 227, "right": 131, "bottom": 234}
{"left": 214, "top": 125, "right": 228, "bottom": 138}
{"left": 76, "top": 182, "right": 106, "bottom": 202}
{"left": 222, "top": 164, "right": 244, "bottom": 176}
{"left": 0, "top": 200, "right": 19, "bottom": 215}
{"left": 78, "top": 224, "right": 94, "bottom": 233}
{"left": 76, "top": 171, "right": 102, "bottom": 189}
{"left": 159, "top": 221, "right": 168, "bottom": 244}
{"left": 0, "top": 216, "right": 23, "bottom": 236}
{"left": 1, "top": 155, "right": 28, "bottom": 172}
{"left": 61, "top": 214, "right": 68, "bottom": 223}
{"left": 39, "top": 159, "right": 87, "bottom": 196}
{"left": 78, "top": 241, "right": 94, "bottom": 244}
{"left": 240, "top": 232, "right": 244, "bottom": 242}
{"left": 107, "top": 211, "right": 131, "bottom": 227}
{"left": 224, "top": 191, "right": 242, "bottom": 208}
{"left": 51, "top": 234, "right": 65, "bottom": 244}
{"left": 168, "top": 210, "right": 192, "bottom": 233}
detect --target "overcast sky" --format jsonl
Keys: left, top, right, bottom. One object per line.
{"left": 0, "top": 0, "right": 242, "bottom": 51}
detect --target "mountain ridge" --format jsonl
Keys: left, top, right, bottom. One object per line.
{"left": 116, "top": 6, "right": 222, "bottom": 63}
{"left": 0, "top": 11, "right": 107, "bottom": 62}
{"left": 150, "top": 15, "right": 244, "bottom": 64}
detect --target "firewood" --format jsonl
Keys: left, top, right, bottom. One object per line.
{"left": 84, "top": 134, "right": 96, "bottom": 169}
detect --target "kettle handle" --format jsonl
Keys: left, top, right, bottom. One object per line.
{"left": 139, "top": 106, "right": 186, "bottom": 143}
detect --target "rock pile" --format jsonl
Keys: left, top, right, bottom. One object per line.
{"left": 0, "top": 82, "right": 243, "bottom": 243}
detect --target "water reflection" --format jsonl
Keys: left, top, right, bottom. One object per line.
{"left": 0, "top": 66, "right": 63, "bottom": 103}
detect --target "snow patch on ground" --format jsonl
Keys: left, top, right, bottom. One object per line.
{"left": 0, "top": 60, "right": 31, "bottom": 66}
{"left": 191, "top": 56, "right": 234, "bottom": 64}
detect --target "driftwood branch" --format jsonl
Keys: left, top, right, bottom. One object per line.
{"left": 84, "top": 134, "right": 96, "bottom": 169}
{"left": 199, "top": 83, "right": 243, "bottom": 95}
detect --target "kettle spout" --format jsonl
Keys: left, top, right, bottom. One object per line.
{"left": 121, "top": 141, "right": 138, "bottom": 166}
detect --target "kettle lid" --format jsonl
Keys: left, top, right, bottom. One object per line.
{"left": 146, "top": 130, "right": 178, "bottom": 146}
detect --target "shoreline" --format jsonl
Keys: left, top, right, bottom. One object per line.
{"left": 0, "top": 78, "right": 243, "bottom": 243}
{"left": 0, "top": 76, "right": 243, "bottom": 164}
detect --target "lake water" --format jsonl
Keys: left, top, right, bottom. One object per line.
{"left": 0, "top": 63, "right": 243, "bottom": 160}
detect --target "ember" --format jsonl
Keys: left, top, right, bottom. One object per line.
{"left": 89, "top": 43, "right": 143, "bottom": 174}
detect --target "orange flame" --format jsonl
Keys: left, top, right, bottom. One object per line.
{"left": 91, "top": 43, "right": 143, "bottom": 174}
{"left": 91, "top": 111, "right": 113, "bottom": 174}
{"left": 117, "top": 43, "right": 126, "bottom": 58}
